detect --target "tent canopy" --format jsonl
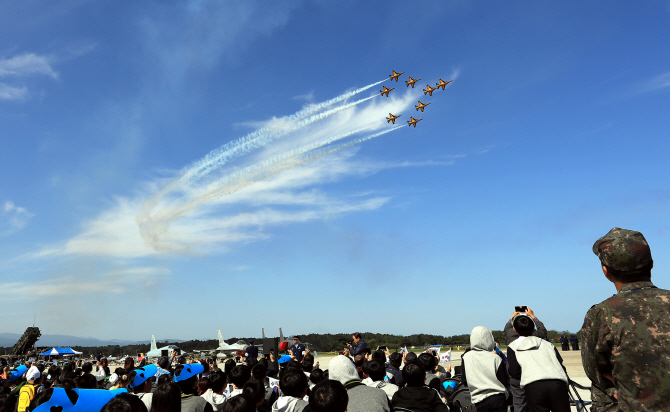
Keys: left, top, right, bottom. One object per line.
{"left": 39, "top": 347, "right": 83, "bottom": 356}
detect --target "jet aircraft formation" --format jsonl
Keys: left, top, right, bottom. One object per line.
{"left": 384, "top": 70, "right": 453, "bottom": 128}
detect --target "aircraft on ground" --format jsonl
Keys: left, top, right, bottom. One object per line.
{"left": 389, "top": 70, "right": 405, "bottom": 82}
{"left": 215, "top": 330, "right": 251, "bottom": 359}
{"left": 145, "top": 335, "right": 187, "bottom": 358}
{"left": 407, "top": 117, "right": 423, "bottom": 128}
{"left": 386, "top": 113, "right": 401, "bottom": 124}
{"left": 423, "top": 84, "right": 437, "bottom": 96}
{"left": 415, "top": 101, "right": 430, "bottom": 112}
{"left": 436, "top": 79, "right": 453, "bottom": 90}
{"left": 380, "top": 86, "right": 394, "bottom": 97}
{"left": 405, "top": 76, "right": 421, "bottom": 88}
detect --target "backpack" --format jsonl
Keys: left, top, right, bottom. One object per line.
{"left": 18, "top": 384, "right": 36, "bottom": 412}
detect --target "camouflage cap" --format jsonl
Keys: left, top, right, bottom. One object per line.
{"left": 592, "top": 227, "right": 652, "bottom": 271}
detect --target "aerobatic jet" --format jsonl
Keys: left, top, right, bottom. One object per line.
{"left": 407, "top": 117, "right": 422, "bottom": 128}
{"left": 405, "top": 76, "right": 421, "bottom": 88}
{"left": 423, "top": 84, "right": 437, "bottom": 96}
{"left": 415, "top": 101, "right": 430, "bottom": 112}
{"left": 380, "top": 85, "right": 395, "bottom": 97}
{"left": 389, "top": 70, "right": 405, "bottom": 82}
{"left": 386, "top": 113, "right": 401, "bottom": 124}
{"left": 436, "top": 79, "right": 453, "bottom": 90}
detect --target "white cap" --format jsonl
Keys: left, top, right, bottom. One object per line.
{"left": 109, "top": 373, "right": 119, "bottom": 384}
{"left": 26, "top": 366, "right": 41, "bottom": 382}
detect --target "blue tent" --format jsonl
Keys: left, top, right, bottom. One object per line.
{"left": 39, "top": 347, "right": 83, "bottom": 356}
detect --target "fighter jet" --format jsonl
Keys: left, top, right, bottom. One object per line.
{"left": 386, "top": 113, "right": 401, "bottom": 124}
{"left": 215, "top": 330, "right": 251, "bottom": 359}
{"left": 407, "top": 117, "right": 423, "bottom": 128}
{"left": 389, "top": 70, "right": 405, "bottom": 82}
{"left": 380, "top": 85, "right": 395, "bottom": 97}
{"left": 405, "top": 76, "right": 421, "bottom": 88}
{"left": 436, "top": 79, "right": 453, "bottom": 90}
{"left": 423, "top": 84, "right": 437, "bottom": 96}
{"left": 145, "top": 335, "right": 187, "bottom": 358}
{"left": 415, "top": 101, "right": 430, "bottom": 112}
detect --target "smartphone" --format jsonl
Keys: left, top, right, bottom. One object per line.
{"left": 515, "top": 306, "right": 527, "bottom": 312}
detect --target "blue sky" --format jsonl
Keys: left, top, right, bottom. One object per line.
{"left": 1, "top": 1, "right": 670, "bottom": 342}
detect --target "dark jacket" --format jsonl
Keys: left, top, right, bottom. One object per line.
{"left": 386, "top": 365, "right": 403, "bottom": 386}
{"left": 350, "top": 341, "right": 367, "bottom": 357}
{"left": 392, "top": 386, "right": 448, "bottom": 412}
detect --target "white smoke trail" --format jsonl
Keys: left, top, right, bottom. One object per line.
{"left": 180, "top": 79, "right": 386, "bottom": 185}
{"left": 146, "top": 126, "right": 403, "bottom": 234}
{"left": 137, "top": 81, "right": 384, "bottom": 230}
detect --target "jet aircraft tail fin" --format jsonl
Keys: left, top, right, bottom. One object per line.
{"left": 262, "top": 328, "right": 266, "bottom": 339}
{"left": 218, "top": 330, "right": 224, "bottom": 346}
{"left": 150, "top": 335, "right": 157, "bottom": 351}
{"left": 279, "top": 328, "right": 284, "bottom": 342}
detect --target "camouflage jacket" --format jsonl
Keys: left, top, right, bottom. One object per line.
{"left": 581, "top": 281, "right": 670, "bottom": 411}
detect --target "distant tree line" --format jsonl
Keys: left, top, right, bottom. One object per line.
{"left": 0, "top": 330, "right": 581, "bottom": 356}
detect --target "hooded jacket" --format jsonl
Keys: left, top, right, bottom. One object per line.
{"left": 271, "top": 396, "right": 308, "bottom": 412}
{"left": 461, "top": 326, "right": 508, "bottom": 404}
{"left": 328, "top": 355, "right": 390, "bottom": 412}
{"left": 507, "top": 336, "right": 568, "bottom": 389}
{"left": 392, "top": 386, "right": 448, "bottom": 412}
{"left": 365, "top": 380, "right": 399, "bottom": 401}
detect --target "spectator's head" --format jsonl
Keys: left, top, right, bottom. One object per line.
{"left": 156, "top": 374, "right": 171, "bottom": 387}
{"left": 26, "top": 366, "right": 41, "bottom": 384}
{"left": 309, "top": 380, "right": 348, "bottom": 412}
{"left": 404, "top": 352, "right": 418, "bottom": 364}
{"left": 229, "top": 365, "right": 251, "bottom": 388}
{"left": 220, "top": 395, "right": 255, "bottom": 412}
{"left": 123, "top": 358, "right": 134, "bottom": 371}
{"left": 362, "top": 360, "right": 386, "bottom": 382}
{"left": 328, "top": 355, "right": 360, "bottom": 385}
{"left": 251, "top": 363, "right": 266, "bottom": 381}
{"left": 309, "top": 368, "right": 326, "bottom": 386}
{"left": 301, "top": 358, "right": 313, "bottom": 373}
{"left": 513, "top": 316, "right": 536, "bottom": 337}
{"left": 352, "top": 333, "right": 362, "bottom": 344}
{"left": 157, "top": 357, "right": 170, "bottom": 370}
{"left": 279, "top": 370, "right": 308, "bottom": 398}
{"left": 173, "top": 363, "right": 204, "bottom": 395}
{"left": 0, "top": 393, "right": 16, "bottom": 412}
{"left": 197, "top": 377, "right": 209, "bottom": 395}
{"left": 75, "top": 373, "right": 97, "bottom": 389}
{"left": 242, "top": 380, "right": 265, "bottom": 407}
{"left": 149, "top": 383, "right": 180, "bottom": 412}
{"left": 470, "top": 326, "right": 496, "bottom": 351}
{"left": 209, "top": 371, "right": 227, "bottom": 394}
{"left": 389, "top": 352, "right": 402, "bottom": 369}
{"left": 402, "top": 363, "right": 426, "bottom": 387}
{"left": 371, "top": 350, "right": 386, "bottom": 364}
{"left": 224, "top": 360, "right": 236, "bottom": 377}
{"left": 101, "top": 393, "right": 147, "bottom": 412}
{"left": 81, "top": 363, "right": 92, "bottom": 374}
{"left": 177, "top": 356, "right": 186, "bottom": 365}
{"left": 418, "top": 352, "right": 437, "bottom": 373}
{"left": 593, "top": 228, "right": 653, "bottom": 283}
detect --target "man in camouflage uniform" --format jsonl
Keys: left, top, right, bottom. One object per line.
{"left": 581, "top": 228, "right": 670, "bottom": 411}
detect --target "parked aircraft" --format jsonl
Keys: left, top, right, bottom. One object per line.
{"left": 215, "top": 330, "right": 250, "bottom": 359}
{"left": 389, "top": 70, "right": 405, "bottom": 82}
{"left": 423, "top": 84, "right": 437, "bottom": 96}
{"left": 436, "top": 79, "right": 453, "bottom": 90}
{"left": 415, "top": 101, "right": 430, "bottom": 112}
{"left": 386, "top": 113, "right": 401, "bottom": 124}
{"left": 405, "top": 76, "right": 421, "bottom": 88}
{"left": 380, "top": 86, "right": 395, "bottom": 97}
{"left": 145, "top": 335, "right": 186, "bottom": 358}
{"left": 407, "top": 117, "right": 423, "bottom": 128}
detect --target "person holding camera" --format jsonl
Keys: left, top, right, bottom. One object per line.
{"left": 343, "top": 333, "right": 367, "bottom": 358}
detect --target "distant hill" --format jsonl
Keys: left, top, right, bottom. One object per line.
{"left": 0, "top": 333, "right": 184, "bottom": 348}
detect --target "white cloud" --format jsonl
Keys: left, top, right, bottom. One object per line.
{"left": 0, "top": 266, "right": 169, "bottom": 300}
{"left": 0, "top": 83, "right": 28, "bottom": 100}
{"left": 0, "top": 53, "right": 58, "bottom": 79}
{"left": 0, "top": 52, "right": 58, "bottom": 101}
{"left": 633, "top": 70, "right": 670, "bottom": 95}
{"left": 1, "top": 201, "right": 33, "bottom": 236}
